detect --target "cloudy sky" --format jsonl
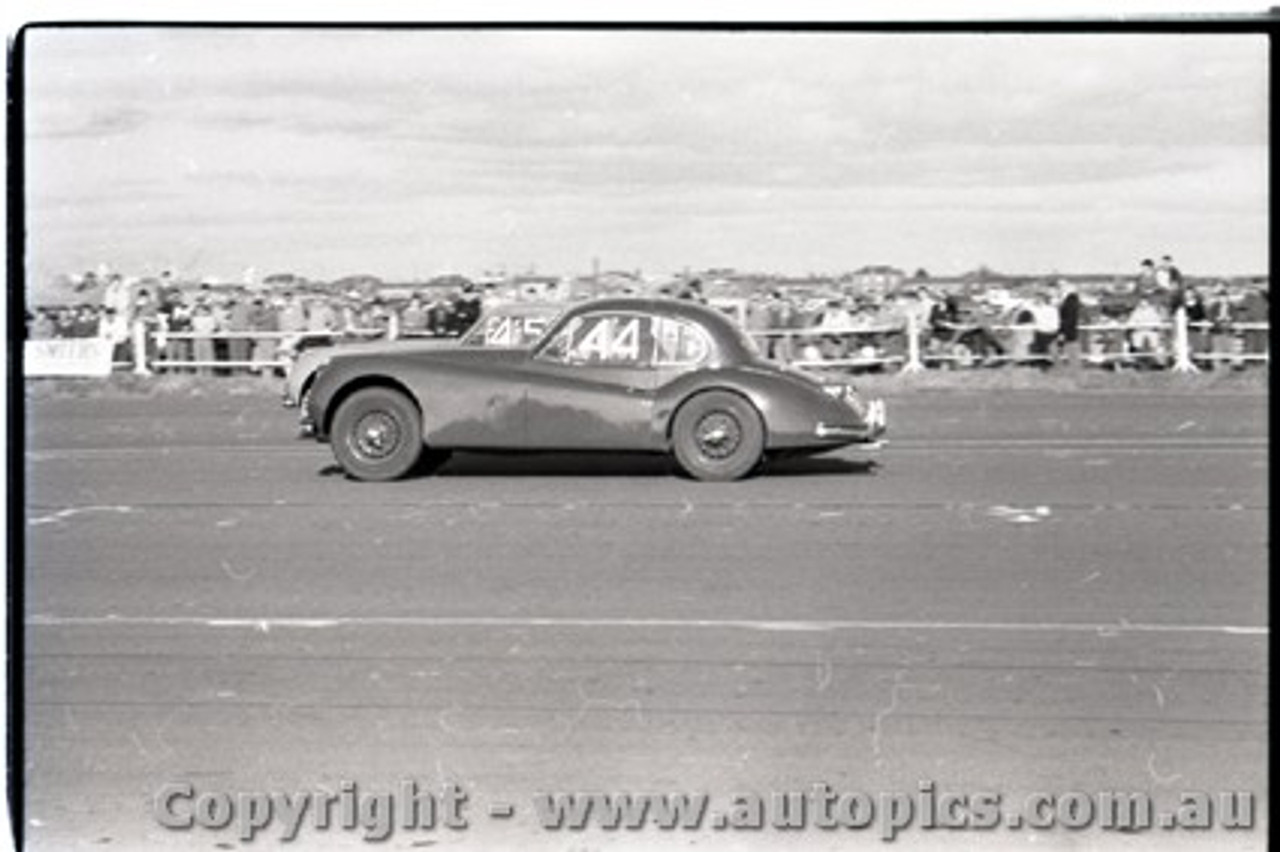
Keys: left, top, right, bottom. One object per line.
{"left": 22, "top": 27, "right": 1269, "bottom": 291}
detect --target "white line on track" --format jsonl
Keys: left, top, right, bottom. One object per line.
{"left": 27, "top": 614, "right": 1267, "bottom": 636}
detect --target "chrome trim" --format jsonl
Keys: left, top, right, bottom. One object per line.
{"left": 814, "top": 423, "right": 865, "bottom": 439}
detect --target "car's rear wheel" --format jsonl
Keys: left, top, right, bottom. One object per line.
{"left": 671, "top": 391, "right": 765, "bottom": 482}
{"left": 331, "top": 387, "right": 423, "bottom": 481}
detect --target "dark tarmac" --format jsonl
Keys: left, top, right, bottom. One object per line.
{"left": 21, "top": 388, "right": 1268, "bottom": 849}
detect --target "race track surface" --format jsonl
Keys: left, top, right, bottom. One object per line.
{"left": 21, "top": 388, "right": 1268, "bottom": 850}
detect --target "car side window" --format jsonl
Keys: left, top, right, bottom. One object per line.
{"left": 536, "top": 312, "right": 655, "bottom": 367}
{"left": 653, "top": 317, "right": 712, "bottom": 367}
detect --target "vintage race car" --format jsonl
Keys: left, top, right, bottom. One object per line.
{"left": 306, "top": 297, "right": 886, "bottom": 481}
{"left": 283, "top": 302, "right": 562, "bottom": 434}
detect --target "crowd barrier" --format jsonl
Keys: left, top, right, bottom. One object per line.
{"left": 744, "top": 310, "right": 1269, "bottom": 373}
{"left": 25, "top": 307, "right": 1269, "bottom": 378}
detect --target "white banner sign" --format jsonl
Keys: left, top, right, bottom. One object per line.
{"left": 24, "top": 338, "right": 116, "bottom": 377}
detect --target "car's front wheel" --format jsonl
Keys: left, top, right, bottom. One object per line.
{"left": 671, "top": 391, "right": 765, "bottom": 482}
{"left": 331, "top": 387, "right": 423, "bottom": 481}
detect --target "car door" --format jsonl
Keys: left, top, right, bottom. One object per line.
{"left": 522, "top": 310, "right": 661, "bottom": 449}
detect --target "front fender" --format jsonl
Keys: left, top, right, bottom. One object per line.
{"left": 308, "top": 356, "right": 424, "bottom": 441}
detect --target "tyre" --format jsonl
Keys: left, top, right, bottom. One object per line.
{"left": 671, "top": 391, "right": 765, "bottom": 482}
{"left": 331, "top": 387, "right": 423, "bottom": 481}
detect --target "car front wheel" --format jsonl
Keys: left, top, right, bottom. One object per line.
{"left": 671, "top": 391, "right": 765, "bottom": 482}
{"left": 331, "top": 387, "right": 423, "bottom": 481}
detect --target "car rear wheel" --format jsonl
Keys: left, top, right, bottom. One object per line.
{"left": 671, "top": 391, "right": 765, "bottom": 482}
{"left": 331, "top": 387, "right": 423, "bottom": 481}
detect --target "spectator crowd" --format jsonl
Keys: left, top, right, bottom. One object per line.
{"left": 25, "top": 257, "right": 1270, "bottom": 374}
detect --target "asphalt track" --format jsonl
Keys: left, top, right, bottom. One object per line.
{"left": 21, "top": 387, "right": 1269, "bottom": 850}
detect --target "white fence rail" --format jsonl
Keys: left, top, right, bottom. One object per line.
{"left": 28, "top": 308, "right": 1270, "bottom": 377}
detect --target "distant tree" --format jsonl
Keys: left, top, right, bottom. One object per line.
{"left": 913, "top": 268, "right": 930, "bottom": 279}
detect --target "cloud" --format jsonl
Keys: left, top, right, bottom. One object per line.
{"left": 20, "top": 28, "right": 1270, "bottom": 282}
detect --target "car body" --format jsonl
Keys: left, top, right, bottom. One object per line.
{"left": 306, "top": 297, "right": 886, "bottom": 481}
{"left": 283, "top": 302, "right": 563, "bottom": 434}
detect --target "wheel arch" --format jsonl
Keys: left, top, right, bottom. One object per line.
{"left": 664, "top": 385, "right": 764, "bottom": 447}
{"left": 321, "top": 375, "right": 422, "bottom": 439}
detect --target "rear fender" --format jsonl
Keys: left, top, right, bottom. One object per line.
{"left": 655, "top": 367, "right": 845, "bottom": 449}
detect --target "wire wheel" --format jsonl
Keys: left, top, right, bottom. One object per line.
{"left": 672, "top": 391, "right": 765, "bottom": 481}
{"left": 331, "top": 387, "right": 423, "bottom": 481}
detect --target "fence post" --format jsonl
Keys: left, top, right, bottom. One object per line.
{"left": 131, "top": 319, "right": 152, "bottom": 375}
{"left": 1170, "top": 306, "right": 1199, "bottom": 373}
{"left": 387, "top": 312, "right": 400, "bottom": 341}
{"left": 901, "top": 311, "right": 925, "bottom": 373}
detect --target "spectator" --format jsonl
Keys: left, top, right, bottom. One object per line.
{"left": 1007, "top": 302, "right": 1036, "bottom": 364}
{"left": 53, "top": 307, "right": 76, "bottom": 338}
{"left": 159, "top": 291, "right": 193, "bottom": 372}
{"left": 1127, "top": 292, "right": 1168, "bottom": 369}
{"left": 1182, "top": 284, "right": 1211, "bottom": 364}
{"left": 277, "top": 291, "right": 308, "bottom": 357}
{"left": 449, "top": 285, "right": 482, "bottom": 336}
{"left": 190, "top": 302, "right": 219, "bottom": 375}
{"left": 401, "top": 294, "right": 428, "bottom": 335}
{"left": 1237, "top": 286, "right": 1269, "bottom": 367}
{"left": 1156, "top": 255, "right": 1182, "bottom": 293}
{"left": 102, "top": 273, "right": 130, "bottom": 319}
{"left": 307, "top": 296, "right": 338, "bottom": 336}
{"left": 1058, "top": 282, "right": 1082, "bottom": 370}
{"left": 225, "top": 296, "right": 252, "bottom": 366}
{"left": 1137, "top": 258, "right": 1157, "bottom": 289}
{"left": 427, "top": 296, "right": 452, "bottom": 336}
{"left": 677, "top": 277, "right": 707, "bottom": 303}
{"left": 209, "top": 296, "right": 232, "bottom": 371}
{"left": 1028, "top": 291, "right": 1061, "bottom": 368}
{"left": 818, "top": 298, "right": 853, "bottom": 360}
{"left": 98, "top": 307, "right": 129, "bottom": 363}
{"left": 762, "top": 290, "right": 793, "bottom": 361}
{"left": 1206, "top": 284, "right": 1237, "bottom": 370}
{"left": 246, "top": 296, "right": 279, "bottom": 373}
{"left": 30, "top": 309, "right": 56, "bottom": 340}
